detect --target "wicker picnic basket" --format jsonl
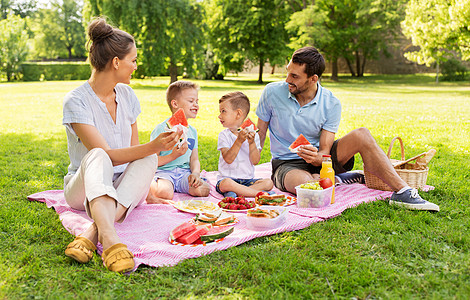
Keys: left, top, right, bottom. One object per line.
{"left": 364, "top": 137, "right": 431, "bottom": 191}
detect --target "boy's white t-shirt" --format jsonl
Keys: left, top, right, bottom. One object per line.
{"left": 217, "top": 128, "right": 261, "bottom": 181}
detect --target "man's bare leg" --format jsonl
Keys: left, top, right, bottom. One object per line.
{"left": 334, "top": 127, "right": 407, "bottom": 192}
{"left": 283, "top": 169, "right": 320, "bottom": 195}
{"left": 334, "top": 128, "right": 438, "bottom": 211}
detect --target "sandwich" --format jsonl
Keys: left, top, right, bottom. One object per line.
{"left": 195, "top": 211, "right": 235, "bottom": 226}
{"left": 247, "top": 208, "right": 280, "bottom": 219}
{"left": 214, "top": 211, "right": 235, "bottom": 226}
{"left": 255, "top": 193, "right": 287, "bottom": 206}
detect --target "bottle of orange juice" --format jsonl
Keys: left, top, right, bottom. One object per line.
{"left": 320, "top": 155, "right": 335, "bottom": 204}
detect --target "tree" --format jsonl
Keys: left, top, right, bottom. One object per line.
{"left": 207, "top": 0, "right": 291, "bottom": 83}
{"left": 402, "top": 0, "right": 470, "bottom": 82}
{"left": 0, "top": 13, "right": 29, "bottom": 81}
{"left": 1, "top": 0, "right": 37, "bottom": 19}
{"left": 32, "top": 0, "right": 86, "bottom": 59}
{"left": 287, "top": 0, "right": 405, "bottom": 79}
{"left": 85, "top": 0, "right": 206, "bottom": 83}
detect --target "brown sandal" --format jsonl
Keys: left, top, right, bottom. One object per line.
{"left": 65, "top": 236, "right": 97, "bottom": 263}
{"left": 102, "top": 243, "right": 135, "bottom": 273}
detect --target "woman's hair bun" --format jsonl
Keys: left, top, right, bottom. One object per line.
{"left": 88, "top": 17, "right": 114, "bottom": 44}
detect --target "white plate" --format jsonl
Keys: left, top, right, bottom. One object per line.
{"left": 173, "top": 200, "right": 220, "bottom": 214}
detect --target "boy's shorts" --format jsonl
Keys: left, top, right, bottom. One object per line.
{"left": 271, "top": 140, "right": 354, "bottom": 192}
{"left": 215, "top": 178, "right": 261, "bottom": 196}
{"left": 154, "top": 168, "right": 206, "bottom": 194}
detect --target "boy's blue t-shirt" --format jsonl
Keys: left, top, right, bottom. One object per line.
{"left": 150, "top": 119, "right": 198, "bottom": 170}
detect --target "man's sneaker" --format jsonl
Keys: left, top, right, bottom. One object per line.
{"left": 336, "top": 171, "right": 365, "bottom": 185}
{"left": 389, "top": 188, "right": 439, "bottom": 211}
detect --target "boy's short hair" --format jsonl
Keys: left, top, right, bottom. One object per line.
{"left": 219, "top": 91, "right": 250, "bottom": 118}
{"left": 166, "top": 81, "right": 199, "bottom": 111}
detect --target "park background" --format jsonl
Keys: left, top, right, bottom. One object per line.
{"left": 1, "top": 0, "right": 470, "bottom": 299}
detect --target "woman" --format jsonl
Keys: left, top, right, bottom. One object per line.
{"left": 62, "top": 17, "right": 181, "bottom": 273}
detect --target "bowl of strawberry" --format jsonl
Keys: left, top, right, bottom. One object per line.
{"left": 218, "top": 196, "right": 257, "bottom": 211}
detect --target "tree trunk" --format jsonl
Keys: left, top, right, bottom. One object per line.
{"left": 344, "top": 57, "right": 356, "bottom": 77}
{"left": 355, "top": 51, "right": 362, "bottom": 77}
{"left": 169, "top": 59, "right": 178, "bottom": 84}
{"left": 258, "top": 58, "right": 264, "bottom": 84}
{"left": 271, "top": 65, "right": 275, "bottom": 75}
{"left": 360, "top": 53, "right": 366, "bottom": 77}
{"left": 331, "top": 58, "right": 338, "bottom": 81}
{"left": 67, "top": 46, "right": 73, "bottom": 59}
{"left": 435, "top": 60, "right": 440, "bottom": 83}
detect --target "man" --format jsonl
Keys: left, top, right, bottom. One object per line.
{"left": 256, "top": 46, "right": 439, "bottom": 211}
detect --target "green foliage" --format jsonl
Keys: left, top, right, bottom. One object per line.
{"left": 449, "top": 0, "right": 470, "bottom": 60}
{"left": 31, "top": 0, "right": 86, "bottom": 59}
{"left": 206, "top": 0, "right": 291, "bottom": 83}
{"left": 402, "top": 0, "right": 452, "bottom": 67}
{"left": 1, "top": 75, "right": 470, "bottom": 298}
{"left": 20, "top": 62, "right": 91, "bottom": 81}
{"left": 1, "top": 0, "right": 37, "bottom": 19}
{"left": 440, "top": 58, "right": 468, "bottom": 81}
{"left": 0, "top": 13, "right": 29, "bottom": 81}
{"left": 402, "top": 0, "right": 470, "bottom": 71}
{"left": 287, "top": 0, "right": 406, "bottom": 78}
{"left": 85, "top": 0, "right": 206, "bottom": 83}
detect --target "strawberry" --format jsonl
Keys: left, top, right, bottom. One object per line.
{"left": 238, "top": 199, "right": 246, "bottom": 205}
{"left": 239, "top": 205, "right": 247, "bottom": 210}
{"left": 228, "top": 204, "right": 238, "bottom": 210}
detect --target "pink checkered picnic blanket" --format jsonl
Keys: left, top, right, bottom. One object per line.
{"left": 27, "top": 163, "right": 433, "bottom": 270}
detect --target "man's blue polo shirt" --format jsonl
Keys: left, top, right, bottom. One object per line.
{"left": 256, "top": 81, "right": 341, "bottom": 160}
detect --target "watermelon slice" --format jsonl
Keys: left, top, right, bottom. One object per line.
{"left": 237, "top": 118, "right": 259, "bottom": 132}
{"left": 289, "top": 134, "right": 311, "bottom": 152}
{"left": 169, "top": 222, "right": 197, "bottom": 240}
{"left": 176, "top": 225, "right": 210, "bottom": 245}
{"left": 167, "top": 108, "right": 188, "bottom": 128}
{"left": 200, "top": 226, "right": 234, "bottom": 243}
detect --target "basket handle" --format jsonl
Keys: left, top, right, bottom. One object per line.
{"left": 386, "top": 137, "right": 405, "bottom": 160}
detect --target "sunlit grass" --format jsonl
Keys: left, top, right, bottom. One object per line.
{"left": 0, "top": 74, "right": 469, "bottom": 298}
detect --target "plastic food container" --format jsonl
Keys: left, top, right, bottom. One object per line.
{"left": 246, "top": 206, "right": 288, "bottom": 231}
{"left": 295, "top": 185, "right": 334, "bottom": 208}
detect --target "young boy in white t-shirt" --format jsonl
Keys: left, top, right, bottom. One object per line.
{"left": 216, "top": 92, "right": 273, "bottom": 198}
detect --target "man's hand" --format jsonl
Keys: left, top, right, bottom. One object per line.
{"left": 188, "top": 173, "right": 203, "bottom": 188}
{"left": 171, "top": 141, "right": 188, "bottom": 158}
{"left": 297, "top": 144, "right": 322, "bottom": 166}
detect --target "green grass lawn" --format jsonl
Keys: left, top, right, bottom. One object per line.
{"left": 0, "top": 74, "right": 469, "bottom": 299}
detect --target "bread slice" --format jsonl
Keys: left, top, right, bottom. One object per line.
{"left": 214, "top": 211, "right": 234, "bottom": 226}
{"left": 197, "top": 211, "right": 221, "bottom": 223}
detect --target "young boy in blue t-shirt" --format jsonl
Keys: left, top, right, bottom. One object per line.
{"left": 146, "top": 81, "right": 210, "bottom": 203}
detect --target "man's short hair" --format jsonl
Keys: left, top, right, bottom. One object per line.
{"left": 291, "top": 47, "right": 326, "bottom": 78}
{"left": 219, "top": 91, "right": 250, "bottom": 118}
{"left": 166, "top": 81, "right": 199, "bottom": 111}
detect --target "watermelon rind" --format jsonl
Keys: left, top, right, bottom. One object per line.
{"left": 200, "top": 226, "right": 234, "bottom": 243}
